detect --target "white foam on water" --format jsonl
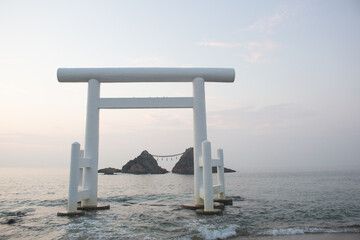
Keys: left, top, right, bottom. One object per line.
{"left": 174, "top": 237, "right": 191, "bottom": 240}
{"left": 262, "top": 227, "right": 360, "bottom": 236}
{"left": 58, "top": 218, "right": 130, "bottom": 239}
{"left": 198, "top": 224, "right": 237, "bottom": 240}
{"left": 263, "top": 228, "right": 305, "bottom": 236}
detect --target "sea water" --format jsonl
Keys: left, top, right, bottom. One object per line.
{"left": 0, "top": 168, "right": 359, "bottom": 239}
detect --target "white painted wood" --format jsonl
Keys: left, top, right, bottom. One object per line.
{"left": 212, "top": 159, "right": 222, "bottom": 167}
{"left": 199, "top": 187, "right": 204, "bottom": 199}
{"left": 78, "top": 158, "right": 92, "bottom": 168}
{"left": 217, "top": 148, "right": 225, "bottom": 199}
{"left": 193, "top": 78, "right": 207, "bottom": 205}
{"left": 99, "top": 97, "right": 194, "bottom": 109}
{"left": 202, "top": 140, "right": 214, "bottom": 211}
{"left": 57, "top": 68, "right": 235, "bottom": 83}
{"left": 78, "top": 150, "right": 84, "bottom": 187}
{"left": 77, "top": 189, "right": 90, "bottom": 202}
{"left": 213, "top": 184, "right": 221, "bottom": 194}
{"left": 68, "top": 142, "right": 80, "bottom": 212}
{"left": 83, "top": 79, "right": 100, "bottom": 207}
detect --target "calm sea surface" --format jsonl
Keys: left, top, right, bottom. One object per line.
{"left": 0, "top": 168, "right": 359, "bottom": 239}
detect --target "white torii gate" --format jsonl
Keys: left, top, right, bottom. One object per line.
{"left": 57, "top": 68, "right": 235, "bottom": 215}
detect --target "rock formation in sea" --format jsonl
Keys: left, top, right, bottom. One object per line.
{"left": 171, "top": 147, "right": 236, "bottom": 174}
{"left": 213, "top": 167, "right": 236, "bottom": 173}
{"left": 172, "top": 148, "right": 194, "bottom": 174}
{"left": 122, "top": 150, "right": 168, "bottom": 174}
{"left": 98, "top": 167, "right": 121, "bottom": 175}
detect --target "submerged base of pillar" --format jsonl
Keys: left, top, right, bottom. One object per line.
{"left": 195, "top": 209, "right": 223, "bottom": 215}
{"left": 181, "top": 204, "right": 203, "bottom": 210}
{"left": 181, "top": 202, "right": 225, "bottom": 210}
{"left": 57, "top": 210, "right": 85, "bottom": 217}
{"left": 77, "top": 205, "right": 110, "bottom": 211}
{"left": 214, "top": 198, "right": 233, "bottom": 205}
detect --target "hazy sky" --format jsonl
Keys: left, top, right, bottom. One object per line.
{"left": 1, "top": 0, "right": 359, "bottom": 171}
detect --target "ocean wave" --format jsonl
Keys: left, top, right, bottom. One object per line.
{"left": 99, "top": 193, "right": 179, "bottom": 203}
{"left": 174, "top": 237, "right": 191, "bottom": 240}
{"left": 57, "top": 217, "right": 131, "bottom": 239}
{"left": 197, "top": 224, "right": 238, "bottom": 240}
{"left": 0, "top": 208, "right": 35, "bottom": 225}
{"left": 37, "top": 199, "right": 67, "bottom": 207}
{"left": 10, "top": 199, "right": 67, "bottom": 207}
{"left": 228, "top": 195, "right": 245, "bottom": 201}
{"left": 98, "top": 196, "right": 133, "bottom": 203}
{"left": 0, "top": 208, "right": 35, "bottom": 217}
{"left": 2, "top": 170, "right": 360, "bottom": 239}
{"left": 261, "top": 226, "right": 360, "bottom": 236}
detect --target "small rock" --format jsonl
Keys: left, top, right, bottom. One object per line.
{"left": 7, "top": 219, "right": 16, "bottom": 224}
{"left": 212, "top": 167, "right": 236, "bottom": 173}
{"left": 98, "top": 167, "right": 121, "bottom": 175}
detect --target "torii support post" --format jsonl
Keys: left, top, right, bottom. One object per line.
{"left": 202, "top": 140, "right": 214, "bottom": 211}
{"left": 217, "top": 148, "right": 225, "bottom": 199}
{"left": 194, "top": 140, "right": 223, "bottom": 215}
{"left": 57, "top": 142, "right": 85, "bottom": 216}
{"left": 68, "top": 142, "right": 81, "bottom": 212}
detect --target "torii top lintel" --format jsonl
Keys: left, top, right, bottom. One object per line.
{"left": 57, "top": 68, "right": 235, "bottom": 83}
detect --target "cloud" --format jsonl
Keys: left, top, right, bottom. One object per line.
{"left": 197, "top": 5, "right": 293, "bottom": 63}
{"left": 127, "top": 56, "right": 179, "bottom": 67}
{"left": 240, "top": 52, "right": 263, "bottom": 63}
{"left": 255, "top": 123, "right": 271, "bottom": 130}
{"left": 131, "top": 56, "right": 162, "bottom": 65}
{"left": 248, "top": 5, "right": 291, "bottom": 34}
{"left": 197, "top": 41, "right": 243, "bottom": 48}
{"left": 142, "top": 113, "right": 192, "bottom": 130}
{"left": 208, "top": 103, "right": 315, "bottom": 134}
{"left": 241, "top": 41, "right": 278, "bottom": 63}
{"left": 198, "top": 40, "right": 278, "bottom": 63}
{"left": 144, "top": 114, "right": 158, "bottom": 121}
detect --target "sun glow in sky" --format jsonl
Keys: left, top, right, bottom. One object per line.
{"left": 0, "top": 0, "right": 359, "bottom": 171}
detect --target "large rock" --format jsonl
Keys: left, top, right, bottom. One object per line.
{"left": 122, "top": 150, "right": 168, "bottom": 174}
{"left": 172, "top": 148, "right": 194, "bottom": 174}
{"left": 172, "top": 147, "right": 236, "bottom": 174}
{"left": 98, "top": 167, "right": 121, "bottom": 175}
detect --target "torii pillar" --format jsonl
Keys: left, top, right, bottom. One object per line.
{"left": 193, "top": 77, "right": 207, "bottom": 205}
